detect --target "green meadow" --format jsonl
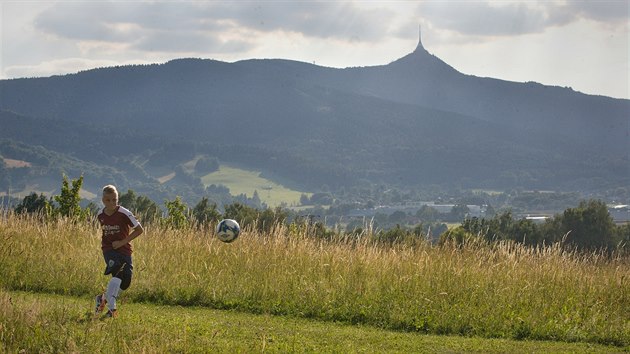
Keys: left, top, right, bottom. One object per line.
{"left": 201, "top": 165, "right": 308, "bottom": 207}
{"left": 0, "top": 213, "right": 628, "bottom": 352}
{"left": 2, "top": 290, "right": 621, "bottom": 353}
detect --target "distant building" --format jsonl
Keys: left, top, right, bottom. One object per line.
{"left": 524, "top": 216, "right": 551, "bottom": 224}
{"left": 347, "top": 202, "right": 485, "bottom": 218}
{"left": 608, "top": 204, "right": 630, "bottom": 224}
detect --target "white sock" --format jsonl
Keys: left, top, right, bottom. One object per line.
{"left": 105, "top": 277, "right": 122, "bottom": 311}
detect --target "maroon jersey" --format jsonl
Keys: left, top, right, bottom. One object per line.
{"left": 97, "top": 206, "right": 141, "bottom": 256}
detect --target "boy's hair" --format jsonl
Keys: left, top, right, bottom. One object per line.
{"left": 102, "top": 185, "right": 118, "bottom": 197}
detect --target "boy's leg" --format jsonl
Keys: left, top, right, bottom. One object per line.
{"left": 100, "top": 251, "right": 133, "bottom": 316}
{"left": 101, "top": 251, "right": 124, "bottom": 313}
{"left": 95, "top": 293, "right": 107, "bottom": 314}
{"left": 120, "top": 256, "right": 133, "bottom": 290}
{"left": 105, "top": 276, "right": 122, "bottom": 312}
{"left": 96, "top": 251, "right": 115, "bottom": 315}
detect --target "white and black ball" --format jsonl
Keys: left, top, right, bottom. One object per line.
{"left": 216, "top": 219, "right": 240, "bottom": 243}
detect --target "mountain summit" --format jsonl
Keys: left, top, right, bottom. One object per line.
{"left": 414, "top": 25, "right": 428, "bottom": 53}
{"left": 388, "top": 33, "right": 457, "bottom": 74}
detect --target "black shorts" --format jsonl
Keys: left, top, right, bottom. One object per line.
{"left": 103, "top": 250, "right": 133, "bottom": 290}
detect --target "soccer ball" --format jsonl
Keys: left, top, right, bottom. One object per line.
{"left": 216, "top": 219, "right": 240, "bottom": 243}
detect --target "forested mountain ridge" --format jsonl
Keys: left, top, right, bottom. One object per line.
{"left": 1, "top": 37, "right": 628, "bottom": 204}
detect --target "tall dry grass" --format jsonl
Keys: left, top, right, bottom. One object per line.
{"left": 0, "top": 212, "right": 628, "bottom": 346}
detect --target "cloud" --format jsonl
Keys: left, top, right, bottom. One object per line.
{"left": 567, "top": 0, "right": 629, "bottom": 23}
{"left": 211, "top": 2, "right": 391, "bottom": 41}
{"left": 32, "top": 1, "right": 394, "bottom": 56}
{"left": 134, "top": 30, "right": 253, "bottom": 54}
{"left": 418, "top": 2, "right": 549, "bottom": 36}
{"left": 34, "top": 2, "right": 134, "bottom": 42}
{"left": 417, "top": 1, "right": 629, "bottom": 37}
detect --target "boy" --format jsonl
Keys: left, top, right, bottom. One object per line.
{"left": 95, "top": 185, "right": 144, "bottom": 318}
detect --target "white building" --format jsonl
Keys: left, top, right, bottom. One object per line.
{"left": 608, "top": 204, "right": 630, "bottom": 224}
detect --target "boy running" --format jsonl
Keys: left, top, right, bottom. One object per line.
{"left": 95, "top": 185, "right": 144, "bottom": 318}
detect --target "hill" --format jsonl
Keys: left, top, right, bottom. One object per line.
{"left": 0, "top": 35, "right": 628, "bottom": 205}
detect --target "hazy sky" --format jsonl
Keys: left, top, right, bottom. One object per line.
{"left": 1, "top": 1, "right": 628, "bottom": 99}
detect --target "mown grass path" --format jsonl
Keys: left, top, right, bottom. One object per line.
{"left": 2, "top": 290, "right": 625, "bottom": 353}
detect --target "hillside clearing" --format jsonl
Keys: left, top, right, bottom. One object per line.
{"left": 2, "top": 157, "right": 31, "bottom": 168}
{"left": 201, "top": 165, "right": 308, "bottom": 207}
{"left": 157, "top": 171, "right": 176, "bottom": 184}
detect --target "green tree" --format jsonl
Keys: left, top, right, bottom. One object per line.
{"left": 119, "top": 189, "right": 161, "bottom": 223}
{"left": 377, "top": 225, "right": 414, "bottom": 244}
{"left": 308, "top": 221, "right": 336, "bottom": 240}
{"left": 192, "top": 197, "right": 221, "bottom": 226}
{"left": 223, "top": 202, "right": 259, "bottom": 230}
{"left": 53, "top": 175, "right": 84, "bottom": 218}
{"left": 559, "top": 200, "right": 616, "bottom": 249}
{"left": 416, "top": 205, "right": 439, "bottom": 222}
{"left": 461, "top": 212, "right": 544, "bottom": 245}
{"left": 413, "top": 222, "right": 448, "bottom": 242}
{"left": 439, "top": 226, "right": 478, "bottom": 246}
{"left": 194, "top": 156, "right": 219, "bottom": 174}
{"left": 14, "top": 193, "right": 50, "bottom": 214}
{"left": 136, "top": 195, "right": 161, "bottom": 223}
{"left": 256, "top": 207, "right": 288, "bottom": 233}
{"left": 251, "top": 190, "right": 262, "bottom": 208}
{"left": 310, "top": 193, "right": 333, "bottom": 205}
{"left": 449, "top": 204, "right": 470, "bottom": 222}
{"left": 511, "top": 218, "right": 543, "bottom": 245}
{"left": 388, "top": 210, "right": 407, "bottom": 224}
{"left": 163, "top": 196, "right": 189, "bottom": 229}
{"left": 119, "top": 189, "right": 138, "bottom": 211}
{"left": 616, "top": 223, "right": 630, "bottom": 246}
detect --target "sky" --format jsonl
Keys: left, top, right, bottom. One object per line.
{"left": 1, "top": 1, "right": 628, "bottom": 99}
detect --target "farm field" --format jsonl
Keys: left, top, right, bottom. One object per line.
{"left": 201, "top": 165, "right": 308, "bottom": 207}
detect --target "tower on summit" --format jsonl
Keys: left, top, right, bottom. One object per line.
{"left": 415, "top": 24, "right": 425, "bottom": 52}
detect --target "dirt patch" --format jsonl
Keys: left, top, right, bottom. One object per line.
{"left": 158, "top": 172, "right": 176, "bottom": 184}
{"left": 3, "top": 158, "right": 32, "bottom": 168}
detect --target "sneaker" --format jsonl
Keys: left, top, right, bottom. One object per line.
{"left": 104, "top": 309, "right": 118, "bottom": 318}
{"left": 95, "top": 293, "right": 107, "bottom": 314}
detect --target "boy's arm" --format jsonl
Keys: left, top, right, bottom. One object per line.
{"left": 112, "top": 224, "right": 144, "bottom": 249}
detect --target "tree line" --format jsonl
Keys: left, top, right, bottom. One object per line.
{"left": 448, "top": 200, "right": 629, "bottom": 251}
{"left": 10, "top": 176, "right": 629, "bottom": 252}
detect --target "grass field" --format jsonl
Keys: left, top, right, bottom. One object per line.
{"left": 0, "top": 213, "right": 628, "bottom": 352}
{"left": 201, "top": 165, "right": 308, "bottom": 207}
{"left": 2, "top": 290, "right": 622, "bottom": 353}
